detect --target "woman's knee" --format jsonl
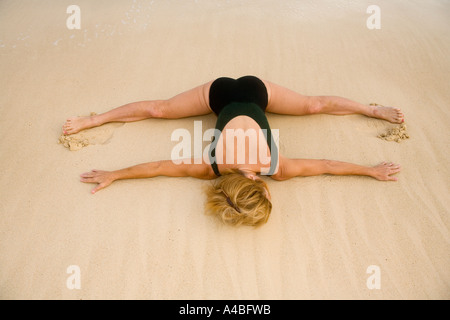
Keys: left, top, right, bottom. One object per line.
{"left": 307, "top": 96, "right": 325, "bottom": 114}
{"left": 147, "top": 100, "right": 167, "bottom": 118}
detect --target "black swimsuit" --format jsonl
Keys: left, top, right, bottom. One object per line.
{"left": 208, "top": 76, "right": 278, "bottom": 177}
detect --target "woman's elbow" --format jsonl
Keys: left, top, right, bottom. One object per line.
{"left": 270, "top": 167, "right": 293, "bottom": 181}
{"left": 270, "top": 174, "right": 287, "bottom": 181}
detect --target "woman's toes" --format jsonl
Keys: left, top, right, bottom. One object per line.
{"left": 62, "top": 122, "right": 72, "bottom": 132}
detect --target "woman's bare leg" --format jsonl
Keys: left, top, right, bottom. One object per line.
{"left": 312, "top": 96, "right": 404, "bottom": 123}
{"left": 63, "top": 100, "right": 162, "bottom": 135}
{"left": 263, "top": 80, "right": 404, "bottom": 123}
{"left": 63, "top": 81, "right": 214, "bottom": 135}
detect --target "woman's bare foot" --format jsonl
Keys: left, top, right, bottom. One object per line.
{"left": 370, "top": 103, "right": 405, "bottom": 124}
{"left": 62, "top": 116, "right": 99, "bottom": 135}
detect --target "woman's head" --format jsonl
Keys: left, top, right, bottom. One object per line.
{"left": 205, "top": 169, "right": 272, "bottom": 227}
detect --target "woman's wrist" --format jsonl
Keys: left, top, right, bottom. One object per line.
{"left": 110, "top": 170, "right": 122, "bottom": 181}
{"left": 366, "top": 167, "right": 376, "bottom": 178}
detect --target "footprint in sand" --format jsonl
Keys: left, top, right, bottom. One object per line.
{"left": 58, "top": 112, "right": 123, "bottom": 151}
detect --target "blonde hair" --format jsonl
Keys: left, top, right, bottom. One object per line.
{"left": 205, "top": 169, "right": 272, "bottom": 227}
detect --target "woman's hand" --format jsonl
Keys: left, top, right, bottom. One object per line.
{"left": 371, "top": 162, "right": 401, "bottom": 181}
{"left": 80, "top": 170, "right": 117, "bottom": 194}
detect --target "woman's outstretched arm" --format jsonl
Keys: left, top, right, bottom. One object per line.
{"left": 80, "top": 159, "right": 215, "bottom": 194}
{"left": 272, "top": 156, "right": 401, "bottom": 181}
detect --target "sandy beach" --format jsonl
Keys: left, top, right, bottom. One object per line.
{"left": 0, "top": 0, "right": 449, "bottom": 299}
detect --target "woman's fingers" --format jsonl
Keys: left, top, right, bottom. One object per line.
{"left": 80, "top": 170, "right": 102, "bottom": 177}
{"left": 387, "top": 164, "right": 401, "bottom": 180}
{"left": 79, "top": 169, "right": 113, "bottom": 194}
{"left": 80, "top": 172, "right": 95, "bottom": 178}
{"left": 390, "top": 166, "right": 401, "bottom": 172}
{"left": 374, "top": 162, "right": 401, "bottom": 181}
{"left": 91, "top": 184, "right": 105, "bottom": 194}
{"left": 91, "top": 181, "right": 113, "bottom": 194}
{"left": 80, "top": 170, "right": 105, "bottom": 179}
{"left": 382, "top": 162, "right": 400, "bottom": 169}
{"left": 80, "top": 170, "right": 106, "bottom": 184}
{"left": 81, "top": 178, "right": 109, "bottom": 193}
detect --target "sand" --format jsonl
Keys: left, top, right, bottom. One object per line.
{"left": 377, "top": 123, "right": 409, "bottom": 143}
{"left": 0, "top": 0, "right": 449, "bottom": 300}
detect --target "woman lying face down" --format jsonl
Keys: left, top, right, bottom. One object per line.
{"left": 67, "top": 76, "right": 403, "bottom": 227}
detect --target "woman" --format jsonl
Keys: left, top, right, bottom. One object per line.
{"left": 63, "top": 76, "right": 403, "bottom": 227}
